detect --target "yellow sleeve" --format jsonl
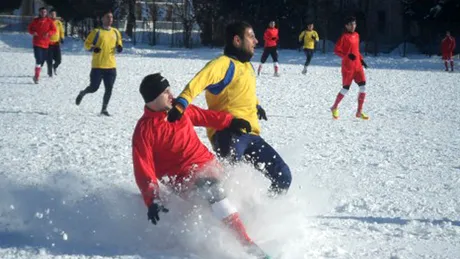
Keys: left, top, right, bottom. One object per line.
{"left": 314, "top": 31, "right": 319, "bottom": 41}
{"left": 84, "top": 29, "right": 98, "bottom": 50}
{"left": 59, "top": 21, "right": 65, "bottom": 40}
{"left": 115, "top": 29, "right": 122, "bottom": 46}
{"left": 178, "top": 57, "right": 230, "bottom": 106}
{"left": 299, "top": 31, "right": 305, "bottom": 42}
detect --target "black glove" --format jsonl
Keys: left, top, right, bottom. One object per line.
{"left": 93, "top": 47, "right": 101, "bottom": 53}
{"left": 311, "top": 35, "right": 316, "bottom": 40}
{"left": 271, "top": 37, "right": 277, "bottom": 40}
{"left": 228, "top": 118, "right": 251, "bottom": 135}
{"left": 361, "top": 59, "right": 368, "bottom": 69}
{"left": 348, "top": 53, "right": 356, "bottom": 60}
{"left": 60, "top": 39, "right": 64, "bottom": 44}
{"left": 257, "top": 105, "right": 267, "bottom": 120}
{"left": 147, "top": 201, "right": 169, "bottom": 225}
{"left": 116, "top": 45, "right": 123, "bottom": 53}
{"left": 167, "top": 100, "right": 185, "bottom": 122}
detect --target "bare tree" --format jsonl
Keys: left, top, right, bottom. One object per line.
{"left": 173, "top": 0, "right": 195, "bottom": 48}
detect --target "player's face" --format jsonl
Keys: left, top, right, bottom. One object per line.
{"left": 102, "top": 13, "right": 113, "bottom": 27}
{"left": 50, "top": 11, "right": 57, "bottom": 19}
{"left": 157, "top": 87, "right": 174, "bottom": 111}
{"left": 307, "top": 24, "right": 314, "bottom": 30}
{"left": 345, "top": 21, "right": 357, "bottom": 32}
{"left": 269, "top": 21, "right": 275, "bottom": 28}
{"left": 239, "top": 27, "right": 258, "bottom": 57}
{"left": 39, "top": 9, "right": 47, "bottom": 18}
{"left": 446, "top": 31, "right": 451, "bottom": 36}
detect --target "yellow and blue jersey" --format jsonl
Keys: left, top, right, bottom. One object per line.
{"left": 299, "top": 30, "right": 319, "bottom": 50}
{"left": 176, "top": 55, "right": 261, "bottom": 139}
{"left": 84, "top": 27, "right": 122, "bottom": 69}
{"left": 49, "top": 19, "right": 64, "bottom": 43}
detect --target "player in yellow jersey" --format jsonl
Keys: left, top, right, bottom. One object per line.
{"left": 298, "top": 22, "right": 319, "bottom": 74}
{"left": 75, "top": 10, "right": 123, "bottom": 116}
{"left": 46, "top": 9, "right": 64, "bottom": 77}
{"left": 167, "top": 21, "right": 292, "bottom": 195}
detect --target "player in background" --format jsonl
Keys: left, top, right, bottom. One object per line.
{"left": 330, "top": 16, "right": 369, "bottom": 120}
{"left": 257, "top": 21, "right": 280, "bottom": 76}
{"left": 298, "top": 22, "right": 319, "bottom": 74}
{"left": 133, "top": 73, "right": 271, "bottom": 259}
{"left": 27, "top": 7, "right": 56, "bottom": 84}
{"left": 46, "top": 9, "right": 64, "bottom": 77}
{"left": 441, "top": 30, "right": 456, "bottom": 72}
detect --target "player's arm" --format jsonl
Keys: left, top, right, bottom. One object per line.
{"left": 84, "top": 29, "right": 98, "bottom": 51}
{"left": 334, "top": 34, "right": 345, "bottom": 58}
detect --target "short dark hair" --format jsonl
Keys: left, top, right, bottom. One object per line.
{"left": 50, "top": 8, "right": 56, "bottom": 13}
{"left": 225, "top": 21, "right": 252, "bottom": 47}
{"left": 344, "top": 16, "right": 356, "bottom": 25}
{"left": 39, "top": 7, "right": 46, "bottom": 11}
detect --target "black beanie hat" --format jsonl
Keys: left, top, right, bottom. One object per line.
{"left": 139, "top": 73, "right": 170, "bottom": 103}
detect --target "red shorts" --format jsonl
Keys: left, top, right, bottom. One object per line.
{"left": 442, "top": 52, "right": 453, "bottom": 60}
{"left": 342, "top": 67, "right": 366, "bottom": 86}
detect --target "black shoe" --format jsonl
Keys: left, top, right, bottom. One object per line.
{"left": 100, "top": 110, "right": 110, "bottom": 116}
{"left": 33, "top": 76, "right": 39, "bottom": 84}
{"left": 75, "top": 91, "right": 84, "bottom": 105}
{"left": 53, "top": 68, "right": 57, "bottom": 76}
{"left": 48, "top": 72, "right": 52, "bottom": 77}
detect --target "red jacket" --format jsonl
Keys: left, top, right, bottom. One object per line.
{"left": 441, "top": 36, "right": 456, "bottom": 54}
{"left": 264, "top": 28, "right": 279, "bottom": 47}
{"left": 28, "top": 17, "right": 56, "bottom": 48}
{"left": 334, "top": 32, "right": 363, "bottom": 70}
{"left": 132, "top": 105, "right": 233, "bottom": 206}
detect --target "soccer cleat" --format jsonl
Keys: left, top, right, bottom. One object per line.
{"left": 33, "top": 76, "right": 39, "bottom": 84}
{"left": 274, "top": 72, "right": 280, "bottom": 77}
{"left": 331, "top": 107, "right": 339, "bottom": 120}
{"left": 75, "top": 91, "right": 85, "bottom": 105}
{"left": 100, "top": 110, "right": 110, "bottom": 116}
{"left": 53, "top": 68, "right": 57, "bottom": 76}
{"left": 356, "top": 112, "right": 369, "bottom": 120}
{"left": 245, "top": 243, "right": 271, "bottom": 259}
{"left": 302, "top": 67, "right": 307, "bottom": 75}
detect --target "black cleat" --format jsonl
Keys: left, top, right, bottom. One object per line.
{"left": 33, "top": 76, "right": 39, "bottom": 84}
{"left": 100, "top": 110, "right": 110, "bottom": 116}
{"left": 75, "top": 91, "right": 84, "bottom": 105}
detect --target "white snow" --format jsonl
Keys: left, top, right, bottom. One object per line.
{"left": 0, "top": 32, "right": 459, "bottom": 259}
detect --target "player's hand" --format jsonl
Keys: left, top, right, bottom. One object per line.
{"left": 257, "top": 105, "right": 267, "bottom": 120}
{"left": 311, "top": 35, "right": 316, "bottom": 40}
{"left": 147, "top": 201, "right": 169, "bottom": 225}
{"left": 167, "top": 100, "right": 185, "bottom": 122}
{"left": 348, "top": 53, "right": 356, "bottom": 60}
{"left": 228, "top": 118, "right": 251, "bottom": 135}
{"left": 272, "top": 37, "right": 277, "bottom": 40}
{"left": 116, "top": 45, "right": 123, "bottom": 53}
{"left": 93, "top": 47, "right": 101, "bottom": 53}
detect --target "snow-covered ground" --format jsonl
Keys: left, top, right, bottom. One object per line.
{"left": 0, "top": 33, "right": 459, "bottom": 259}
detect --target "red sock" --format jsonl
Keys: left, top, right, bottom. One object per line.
{"left": 332, "top": 93, "right": 345, "bottom": 110}
{"left": 357, "top": 92, "right": 366, "bottom": 114}
{"left": 274, "top": 65, "right": 279, "bottom": 73}
{"left": 35, "top": 66, "right": 41, "bottom": 79}
{"left": 222, "top": 213, "right": 252, "bottom": 245}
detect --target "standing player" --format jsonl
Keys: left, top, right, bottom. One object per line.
{"left": 257, "top": 21, "right": 280, "bottom": 76}
{"left": 441, "top": 30, "right": 456, "bottom": 71}
{"left": 46, "top": 9, "right": 65, "bottom": 77}
{"left": 75, "top": 10, "right": 123, "bottom": 116}
{"left": 330, "top": 16, "right": 369, "bottom": 120}
{"left": 27, "top": 7, "right": 56, "bottom": 84}
{"left": 298, "top": 22, "right": 319, "bottom": 74}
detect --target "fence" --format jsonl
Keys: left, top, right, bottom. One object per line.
{"left": 0, "top": 14, "right": 202, "bottom": 48}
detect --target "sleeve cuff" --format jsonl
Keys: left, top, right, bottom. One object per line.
{"left": 176, "top": 97, "right": 189, "bottom": 108}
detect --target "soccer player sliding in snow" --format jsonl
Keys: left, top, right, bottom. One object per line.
{"left": 132, "top": 73, "right": 271, "bottom": 259}
{"left": 330, "top": 16, "right": 369, "bottom": 120}
{"left": 167, "top": 21, "right": 292, "bottom": 196}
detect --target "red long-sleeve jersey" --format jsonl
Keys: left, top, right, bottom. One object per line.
{"left": 441, "top": 36, "right": 456, "bottom": 54}
{"left": 334, "top": 32, "right": 363, "bottom": 70}
{"left": 264, "top": 28, "right": 279, "bottom": 47}
{"left": 132, "top": 105, "right": 233, "bottom": 207}
{"left": 28, "top": 17, "right": 56, "bottom": 49}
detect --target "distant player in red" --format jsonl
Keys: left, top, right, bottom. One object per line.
{"left": 441, "top": 30, "right": 456, "bottom": 72}
{"left": 330, "top": 16, "right": 369, "bottom": 120}
{"left": 132, "top": 73, "right": 270, "bottom": 259}
{"left": 257, "top": 21, "right": 280, "bottom": 76}
{"left": 28, "top": 7, "right": 56, "bottom": 84}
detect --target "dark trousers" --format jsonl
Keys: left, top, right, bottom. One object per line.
{"left": 33, "top": 46, "right": 48, "bottom": 66}
{"left": 303, "top": 48, "right": 314, "bottom": 66}
{"left": 260, "top": 46, "right": 279, "bottom": 63}
{"left": 211, "top": 129, "right": 292, "bottom": 193}
{"left": 46, "top": 44, "right": 61, "bottom": 75}
{"left": 82, "top": 68, "right": 117, "bottom": 110}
